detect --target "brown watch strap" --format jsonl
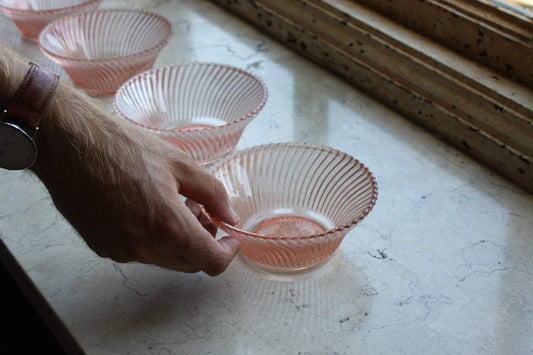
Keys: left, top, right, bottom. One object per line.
{"left": 4, "top": 63, "right": 59, "bottom": 136}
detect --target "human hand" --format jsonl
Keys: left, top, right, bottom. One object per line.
{"left": 1, "top": 41, "right": 240, "bottom": 275}
{"left": 32, "top": 85, "right": 240, "bottom": 274}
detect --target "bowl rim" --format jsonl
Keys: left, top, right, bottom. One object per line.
{"left": 0, "top": 0, "right": 101, "bottom": 15}
{"left": 113, "top": 62, "right": 269, "bottom": 135}
{"left": 204, "top": 142, "right": 378, "bottom": 240}
{"left": 37, "top": 8, "right": 171, "bottom": 63}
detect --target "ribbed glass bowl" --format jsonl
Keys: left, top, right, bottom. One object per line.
{"left": 206, "top": 143, "right": 378, "bottom": 273}
{"left": 38, "top": 9, "right": 171, "bottom": 95}
{"left": 0, "top": 0, "right": 101, "bottom": 42}
{"left": 114, "top": 63, "right": 268, "bottom": 165}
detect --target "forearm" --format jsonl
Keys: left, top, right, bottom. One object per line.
{"left": 1, "top": 42, "right": 140, "bottom": 182}
{"left": 0, "top": 41, "right": 29, "bottom": 109}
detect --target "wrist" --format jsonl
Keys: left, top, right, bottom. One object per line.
{"left": 29, "top": 82, "right": 95, "bottom": 180}
{"left": 29, "top": 81, "right": 137, "bottom": 185}
{"left": 1, "top": 45, "right": 58, "bottom": 171}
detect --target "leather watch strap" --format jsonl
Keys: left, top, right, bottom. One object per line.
{"left": 4, "top": 63, "right": 59, "bottom": 136}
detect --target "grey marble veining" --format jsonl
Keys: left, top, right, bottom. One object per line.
{"left": 0, "top": 0, "right": 532, "bottom": 354}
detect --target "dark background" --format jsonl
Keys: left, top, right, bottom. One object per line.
{"left": 0, "top": 260, "right": 65, "bottom": 354}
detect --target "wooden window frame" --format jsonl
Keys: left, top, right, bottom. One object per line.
{"left": 210, "top": 0, "right": 533, "bottom": 192}
{"left": 357, "top": 0, "right": 532, "bottom": 86}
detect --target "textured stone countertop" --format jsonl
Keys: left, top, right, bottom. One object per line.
{"left": 0, "top": 0, "right": 532, "bottom": 354}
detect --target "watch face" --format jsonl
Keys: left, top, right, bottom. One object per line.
{"left": 0, "top": 122, "right": 37, "bottom": 170}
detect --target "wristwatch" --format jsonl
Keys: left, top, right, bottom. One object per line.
{"left": 0, "top": 62, "right": 59, "bottom": 170}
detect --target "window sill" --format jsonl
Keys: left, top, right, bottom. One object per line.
{"left": 211, "top": 0, "right": 533, "bottom": 193}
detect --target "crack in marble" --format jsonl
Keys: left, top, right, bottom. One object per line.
{"left": 112, "top": 263, "right": 151, "bottom": 296}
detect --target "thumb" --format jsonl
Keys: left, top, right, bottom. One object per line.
{"left": 174, "top": 159, "right": 237, "bottom": 225}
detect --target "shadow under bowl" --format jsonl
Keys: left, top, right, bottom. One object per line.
{"left": 114, "top": 63, "right": 268, "bottom": 165}
{"left": 38, "top": 8, "right": 171, "bottom": 95}
{"left": 207, "top": 142, "right": 378, "bottom": 273}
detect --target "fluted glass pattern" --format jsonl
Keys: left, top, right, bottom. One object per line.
{"left": 0, "top": 0, "right": 101, "bottom": 41}
{"left": 208, "top": 143, "right": 378, "bottom": 272}
{"left": 38, "top": 9, "right": 171, "bottom": 94}
{"left": 114, "top": 63, "right": 268, "bottom": 165}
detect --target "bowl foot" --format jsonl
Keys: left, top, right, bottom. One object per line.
{"left": 240, "top": 251, "right": 335, "bottom": 275}
{"left": 250, "top": 215, "right": 327, "bottom": 237}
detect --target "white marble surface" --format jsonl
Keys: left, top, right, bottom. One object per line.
{"left": 1, "top": 0, "right": 532, "bottom": 354}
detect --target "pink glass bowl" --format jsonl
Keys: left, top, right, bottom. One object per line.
{"left": 0, "top": 0, "right": 101, "bottom": 42}
{"left": 38, "top": 9, "right": 171, "bottom": 95}
{"left": 114, "top": 63, "right": 268, "bottom": 165}
{"left": 207, "top": 143, "right": 378, "bottom": 273}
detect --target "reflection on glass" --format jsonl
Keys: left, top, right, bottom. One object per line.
{"left": 487, "top": 0, "right": 533, "bottom": 16}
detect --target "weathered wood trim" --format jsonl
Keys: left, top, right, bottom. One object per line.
{"left": 354, "top": 0, "right": 533, "bottom": 87}
{"left": 210, "top": 0, "right": 533, "bottom": 192}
